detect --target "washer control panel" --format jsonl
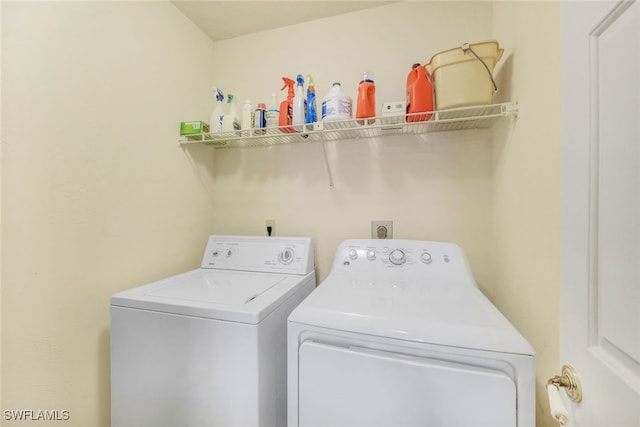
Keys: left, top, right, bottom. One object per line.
{"left": 332, "top": 239, "right": 470, "bottom": 281}
{"left": 201, "top": 235, "right": 314, "bottom": 275}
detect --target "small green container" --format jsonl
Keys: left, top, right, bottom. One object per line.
{"left": 180, "top": 121, "right": 210, "bottom": 135}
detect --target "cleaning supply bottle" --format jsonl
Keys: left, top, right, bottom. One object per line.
{"left": 266, "top": 94, "right": 279, "bottom": 130}
{"left": 292, "top": 74, "right": 306, "bottom": 132}
{"left": 242, "top": 100, "right": 253, "bottom": 137}
{"left": 356, "top": 71, "right": 376, "bottom": 125}
{"left": 221, "top": 94, "right": 241, "bottom": 135}
{"left": 306, "top": 74, "right": 317, "bottom": 127}
{"left": 278, "top": 77, "right": 295, "bottom": 133}
{"left": 406, "top": 63, "right": 434, "bottom": 122}
{"left": 209, "top": 87, "right": 225, "bottom": 134}
{"left": 254, "top": 103, "right": 267, "bottom": 135}
{"left": 322, "top": 82, "right": 352, "bottom": 122}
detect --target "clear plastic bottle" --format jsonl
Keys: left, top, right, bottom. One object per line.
{"left": 266, "top": 94, "right": 279, "bottom": 130}
{"left": 242, "top": 100, "right": 253, "bottom": 137}
{"left": 321, "top": 82, "right": 352, "bottom": 122}
{"left": 292, "top": 74, "right": 306, "bottom": 132}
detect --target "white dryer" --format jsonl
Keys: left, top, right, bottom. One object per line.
{"left": 111, "top": 235, "right": 315, "bottom": 427}
{"left": 288, "top": 239, "right": 535, "bottom": 427}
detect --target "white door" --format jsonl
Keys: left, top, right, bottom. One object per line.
{"left": 561, "top": 1, "right": 640, "bottom": 426}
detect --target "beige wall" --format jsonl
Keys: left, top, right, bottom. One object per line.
{"left": 1, "top": 2, "right": 216, "bottom": 425}
{"left": 207, "top": 0, "right": 496, "bottom": 288}
{"left": 207, "top": 1, "right": 560, "bottom": 426}
{"left": 1, "top": 1, "right": 561, "bottom": 427}
{"left": 492, "top": 2, "right": 561, "bottom": 426}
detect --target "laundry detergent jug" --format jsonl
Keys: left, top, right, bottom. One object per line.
{"left": 406, "top": 63, "right": 434, "bottom": 122}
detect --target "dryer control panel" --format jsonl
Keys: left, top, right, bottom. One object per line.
{"left": 331, "top": 239, "right": 475, "bottom": 284}
{"left": 201, "top": 235, "right": 314, "bottom": 275}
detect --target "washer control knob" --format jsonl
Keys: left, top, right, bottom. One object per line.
{"left": 366, "top": 250, "right": 376, "bottom": 261}
{"left": 421, "top": 251, "right": 433, "bottom": 264}
{"left": 279, "top": 248, "right": 295, "bottom": 265}
{"left": 389, "top": 249, "right": 406, "bottom": 265}
{"left": 348, "top": 249, "right": 358, "bottom": 260}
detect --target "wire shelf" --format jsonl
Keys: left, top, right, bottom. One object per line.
{"left": 179, "top": 102, "right": 518, "bottom": 148}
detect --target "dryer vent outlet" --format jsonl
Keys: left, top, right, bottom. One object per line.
{"left": 371, "top": 220, "right": 393, "bottom": 239}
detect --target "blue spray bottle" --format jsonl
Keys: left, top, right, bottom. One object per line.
{"left": 306, "top": 74, "right": 317, "bottom": 127}
{"left": 209, "top": 87, "right": 225, "bottom": 134}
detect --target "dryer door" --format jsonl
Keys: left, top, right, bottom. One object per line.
{"left": 298, "top": 341, "right": 516, "bottom": 427}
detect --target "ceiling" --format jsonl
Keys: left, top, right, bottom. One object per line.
{"left": 171, "top": 1, "right": 396, "bottom": 42}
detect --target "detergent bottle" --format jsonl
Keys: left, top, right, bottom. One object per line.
{"left": 209, "top": 87, "right": 225, "bottom": 133}
{"left": 356, "top": 71, "right": 376, "bottom": 125}
{"left": 322, "top": 82, "right": 352, "bottom": 122}
{"left": 278, "top": 77, "right": 295, "bottom": 133}
{"left": 221, "top": 94, "right": 241, "bottom": 135}
{"left": 406, "top": 63, "right": 434, "bottom": 122}
{"left": 292, "top": 74, "right": 306, "bottom": 132}
{"left": 306, "top": 74, "right": 317, "bottom": 127}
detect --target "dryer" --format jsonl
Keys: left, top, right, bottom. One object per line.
{"left": 111, "top": 235, "right": 315, "bottom": 427}
{"left": 288, "top": 239, "right": 534, "bottom": 427}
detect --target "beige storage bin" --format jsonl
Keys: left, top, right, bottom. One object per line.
{"left": 425, "top": 41, "right": 503, "bottom": 110}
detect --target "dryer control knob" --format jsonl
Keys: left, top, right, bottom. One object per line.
{"left": 279, "top": 248, "right": 295, "bottom": 265}
{"left": 421, "top": 251, "right": 433, "bottom": 264}
{"left": 348, "top": 249, "right": 358, "bottom": 260}
{"left": 389, "top": 249, "right": 406, "bottom": 265}
{"left": 366, "top": 250, "right": 376, "bottom": 261}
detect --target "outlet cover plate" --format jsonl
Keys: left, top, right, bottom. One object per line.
{"left": 371, "top": 220, "right": 393, "bottom": 239}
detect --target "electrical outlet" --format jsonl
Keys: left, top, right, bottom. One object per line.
{"left": 265, "top": 219, "right": 276, "bottom": 237}
{"left": 371, "top": 220, "right": 393, "bottom": 239}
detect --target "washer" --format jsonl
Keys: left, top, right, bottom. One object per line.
{"left": 288, "top": 239, "right": 535, "bottom": 427}
{"left": 111, "top": 235, "right": 315, "bottom": 427}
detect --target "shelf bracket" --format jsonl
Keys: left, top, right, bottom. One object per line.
{"left": 320, "top": 135, "right": 335, "bottom": 189}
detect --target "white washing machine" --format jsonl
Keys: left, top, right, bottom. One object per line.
{"left": 288, "top": 239, "right": 535, "bottom": 427}
{"left": 111, "top": 235, "right": 315, "bottom": 427}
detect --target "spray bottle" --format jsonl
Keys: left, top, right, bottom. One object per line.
{"left": 221, "top": 94, "right": 241, "bottom": 135}
{"left": 278, "top": 77, "right": 295, "bottom": 134}
{"left": 306, "top": 74, "right": 317, "bottom": 127}
{"left": 209, "top": 87, "right": 225, "bottom": 134}
{"left": 292, "top": 74, "right": 306, "bottom": 132}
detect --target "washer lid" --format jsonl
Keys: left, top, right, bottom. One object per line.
{"left": 111, "top": 269, "right": 311, "bottom": 324}
{"left": 288, "top": 274, "right": 534, "bottom": 355}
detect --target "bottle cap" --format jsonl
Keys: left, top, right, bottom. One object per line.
{"left": 258, "top": 103, "right": 266, "bottom": 109}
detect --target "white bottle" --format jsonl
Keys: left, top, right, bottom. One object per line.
{"left": 221, "top": 94, "right": 241, "bottom": 135}
{"left": 266, "top": 94, "right": 279, "bottom": 130}
{"left": 242, "top": 100, "right": 253, "bottom": 137}
{"left": 292, "top": 74, "right": 306, "bottom": 132}
{"left": 322, "top": 82, "right": 352, "bottom": 122}
{"left": 209, "top": 87, "right": 225, "bottom": 133}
